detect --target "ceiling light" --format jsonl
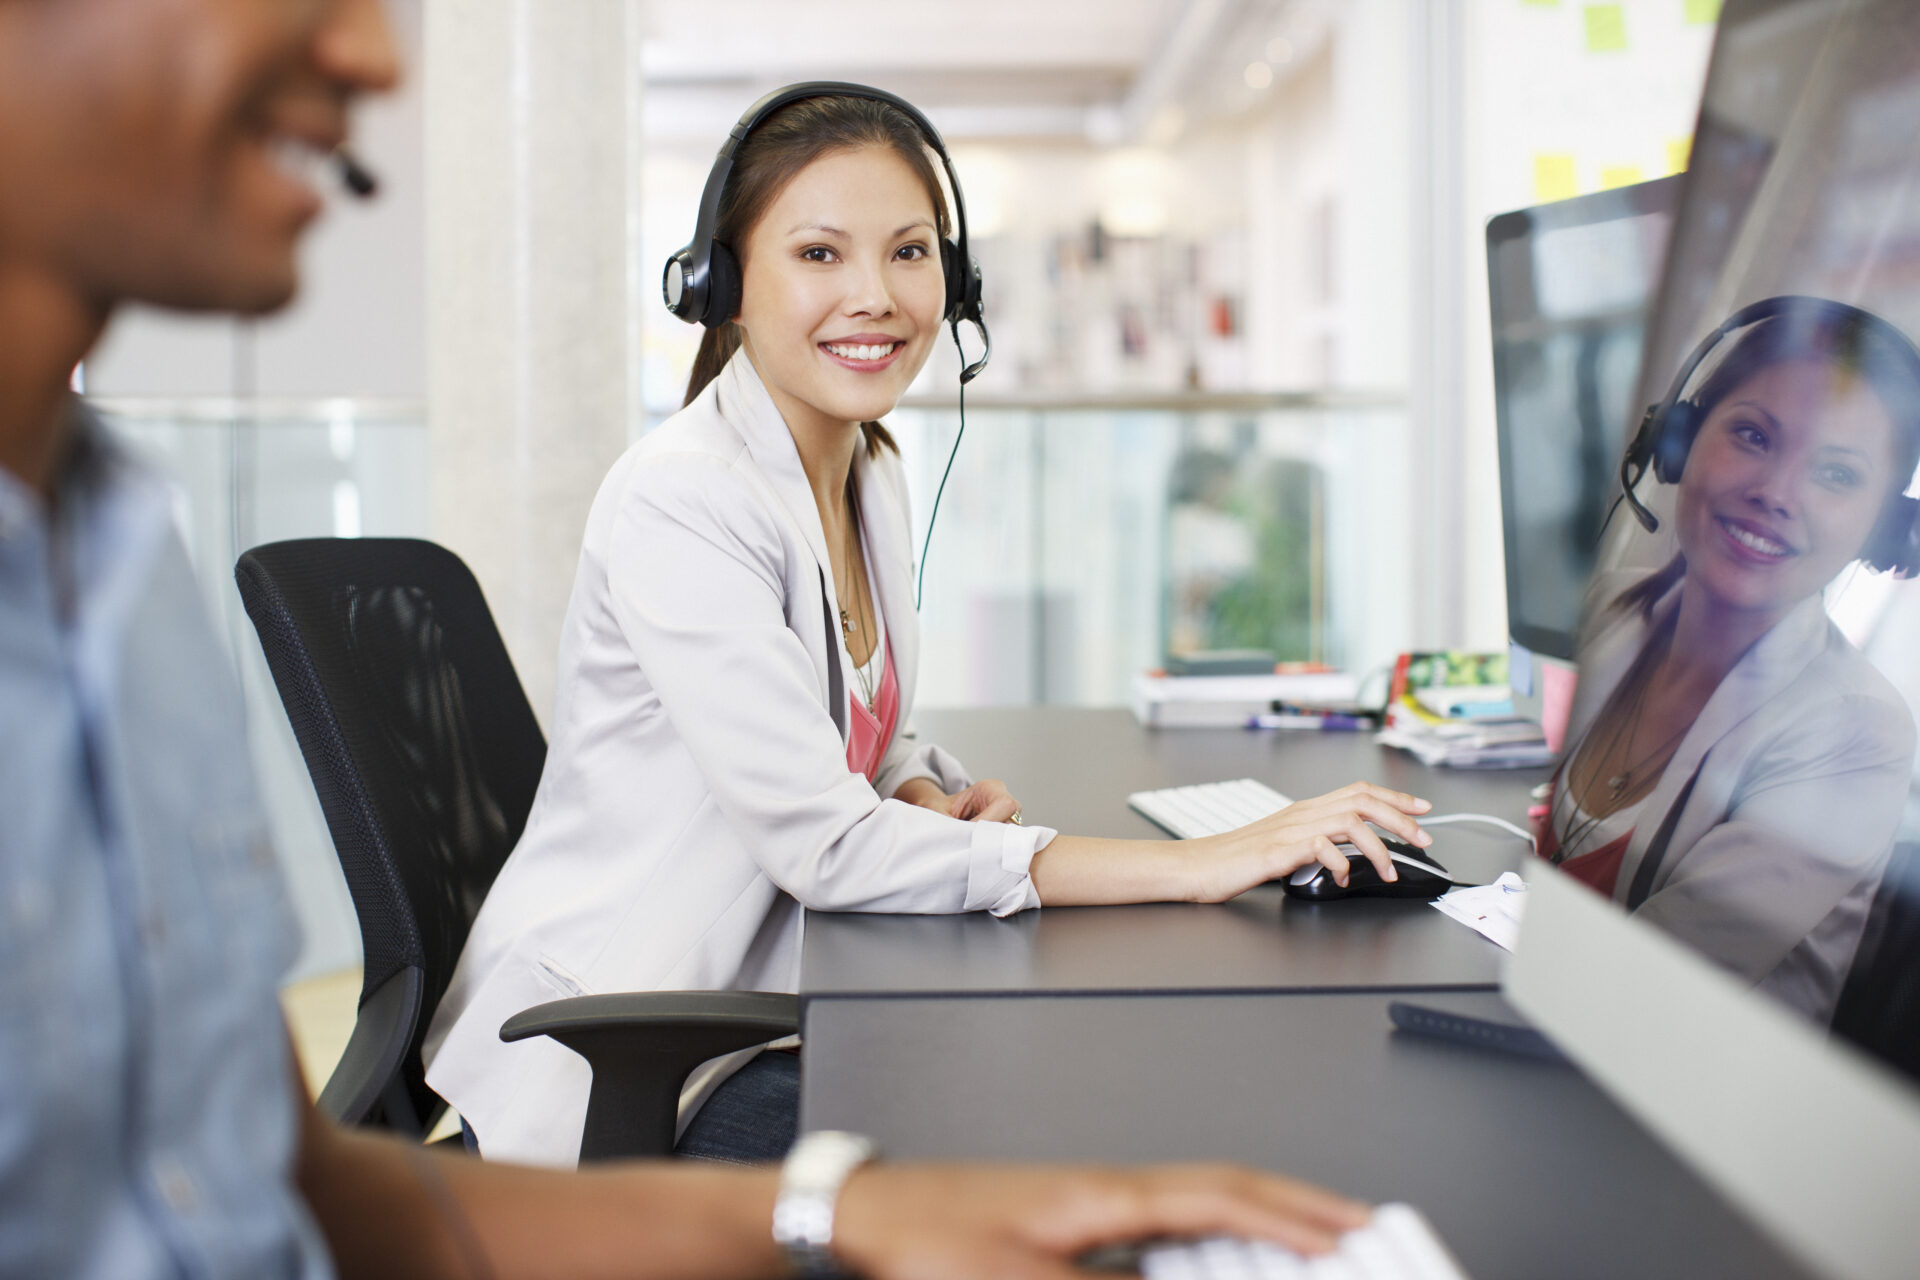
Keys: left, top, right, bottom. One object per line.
{"left": 1244, "top": 60, "right": 1274, "bottom": 90}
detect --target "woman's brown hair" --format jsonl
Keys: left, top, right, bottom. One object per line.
{"left": 681, "top": 94, "right": 954, "bottom": 459}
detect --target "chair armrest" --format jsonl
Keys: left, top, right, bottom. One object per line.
{"left": 500, "top": 991, "right": 801, "bottom": 1160}
{"left": 317, "top": 967, "right": 425, "bottom": 1133}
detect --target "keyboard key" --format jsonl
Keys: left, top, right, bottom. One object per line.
{"left": 1131, "top": 1204, "right": 1469, "bottom": 1280}
{"left": 1129, "top": 779, "right": 1294, "bottom": 839}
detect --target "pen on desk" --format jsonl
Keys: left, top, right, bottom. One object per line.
{"left": 1245, "top": 712, "right": 1372, "bottom": 731}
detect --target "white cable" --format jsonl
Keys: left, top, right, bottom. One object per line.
{"left": 1423, "top": 812, "right": 1536, "bottom": 851}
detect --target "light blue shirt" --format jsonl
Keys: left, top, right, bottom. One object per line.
{"left": 0, "top": 404, "right": 332, "bottom": 1278}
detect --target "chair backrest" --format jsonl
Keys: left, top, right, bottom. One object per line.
{"left": 235, "top": 538, "right": 546, "bottom": 1133}
{"left": 1833, "top": 840, "right": 1920, "bottom": 1087}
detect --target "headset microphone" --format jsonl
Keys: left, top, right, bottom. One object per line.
{"left": 333, "top": 146, "right": 379, "bottom": 200}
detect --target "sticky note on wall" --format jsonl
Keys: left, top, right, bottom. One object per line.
{"left": 1685, "top": 0, "right": 1722, "bottom": 24}
{"left": 1599, "top": 164, "right": 1644, "bottom": 190}
{"left": 1584, "top": 4, "right": 1628, "bottom": 51}
{"left": 1534, "top": 154, "right": 1579, "bottom": 202}
{"left": 1666, "top": 137, "right": 1693, "bottom": 174}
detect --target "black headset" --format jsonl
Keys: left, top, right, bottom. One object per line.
{"left": 1617, "top": 294, "right": 1920, "bottom": 575}
{"left": 661, "top": 80, "right": 990, "bottom": 384}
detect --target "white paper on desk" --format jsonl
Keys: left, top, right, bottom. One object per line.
{"left": 1431, "top": 872, "right": 1527, "bottom": 951}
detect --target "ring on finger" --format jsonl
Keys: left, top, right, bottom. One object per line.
{"left": 1010, "top": 810, "right": 1023, "bottom": 825}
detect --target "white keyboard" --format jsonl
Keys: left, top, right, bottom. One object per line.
{"left": 1129, "top": 778, "right": 1293, "bottom": 839}
{"left": 1140, "top": 1203, "right": 1470, "bottom": 1280}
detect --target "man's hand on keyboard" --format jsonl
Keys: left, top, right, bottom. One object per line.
{"left": 1185, "top": 782, "right": 1433, "bottom": 903}
{"left": 831, "top": 1162, "right": 1370, "bottom": 1280}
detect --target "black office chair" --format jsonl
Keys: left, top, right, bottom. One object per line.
{"left": 236, "top": 537, "right": 796, "bottom": 1158}
{"left": 1832, "top": 840, "right": 1920, "bottom": 1086}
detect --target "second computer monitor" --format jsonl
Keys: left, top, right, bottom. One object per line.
{"left": 1487, "top": 176, "right": 1681, "bottom": 660}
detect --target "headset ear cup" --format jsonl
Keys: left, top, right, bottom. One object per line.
{"left": 706, "top": 241, "right": 743, "bottom": 327}
{"left": 940, "top": 239, "right": 965, "bottom": 323}
{"left": 1863, "top": 494, "right": 1920, "bottom": 576}
{"left": 1651, "top": 400, "right": 1701, "bottom": 484}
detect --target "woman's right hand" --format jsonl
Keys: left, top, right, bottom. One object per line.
{"left": 1185, "top": 782, "right": 1433, "bottom": 903}
{"left": 1027, "top": 782, "right": 1432, "bottom": 908}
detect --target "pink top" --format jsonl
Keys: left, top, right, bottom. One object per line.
{"left": 846, "top": 639, "right": 901, "bottom": 783}
{"left": 1532, "top": 774, "right": 1633, "bottom": 897}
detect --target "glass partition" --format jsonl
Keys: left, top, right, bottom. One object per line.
{"left": 885, "top": 393, "right": 1410, "bottom": 706}
{"left": 97, "top": 398, "right": 428, "bottom": 980}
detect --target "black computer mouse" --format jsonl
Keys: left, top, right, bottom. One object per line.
{"left": 1282, "top": 837, "right": 1458, "bottom": 901}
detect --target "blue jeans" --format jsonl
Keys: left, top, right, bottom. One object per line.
{"left": 673, "top": 1050, "right": 801, "bottom": 1164}
{"left": 457, "top": 1050, "right": 799, "bottom": 1163}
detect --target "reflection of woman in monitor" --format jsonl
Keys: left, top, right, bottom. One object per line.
{"left": 1545, "top": 299, "right": 1920, "bottom": 1022}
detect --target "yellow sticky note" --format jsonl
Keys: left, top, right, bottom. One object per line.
{"left": 1599, "top": 164, "right": 1644, "bottom": 190}
{"left": 1534, "top": 154, "right": 1579, "bottom": 202}
{"left": 1666, "top": 136, "right": 1693, "bottom": 174}
{"left": 1520, "top": 0, "right": 1560, "bottom": 7}
{"left": 1584, "top": 3, "right": 1628, "bottom": 51}
{"left": 1684, "top": 0, "right": 1722, "bottom": 24}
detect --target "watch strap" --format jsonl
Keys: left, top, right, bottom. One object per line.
{"left": 772, "top": 1130, "right": 878, "bottom": 1276}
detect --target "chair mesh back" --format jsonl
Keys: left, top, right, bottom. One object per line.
{"left": 235, "top": 538, "right": 546, "bottom": 1123}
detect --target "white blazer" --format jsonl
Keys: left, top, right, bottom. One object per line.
{"left": 423, "top": 351, "right": 1056, "bottom": 1167}
{"left": 1566, "top": 570, "right": 1916, "bottom": 1021}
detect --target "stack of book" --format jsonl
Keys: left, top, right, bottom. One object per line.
{"left": 1375, "top": 651, "right": 1554, "bottom": 769}
{"left": 1131, "top": 664, "right": 1359, "bottom": 728}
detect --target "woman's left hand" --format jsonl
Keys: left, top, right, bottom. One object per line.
{"left": 896, "top": 777, "right": 1025, "bottom": 824}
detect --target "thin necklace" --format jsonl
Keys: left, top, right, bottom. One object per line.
{"left": 1598, "top": 649, "right": 1689, "bottom": 800}
{"left": 1552, "top": 621, "right": 1686, "bottom": 861}
{"left": 839, "top": 484, "right": 879, "bottom": 712}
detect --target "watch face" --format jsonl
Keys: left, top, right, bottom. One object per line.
{"left": 774, "top": 1129, "right": 879, "bottom": 1268}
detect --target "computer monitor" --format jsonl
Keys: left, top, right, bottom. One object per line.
{"left": 1487, "top": 176, "right": 1681, "bottom": 661}
{"left": 1509, "top": 1, "right": 1920, "bottom": 1276}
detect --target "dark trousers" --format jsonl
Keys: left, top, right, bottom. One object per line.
{"left": 459, "top": 1049, "right": 800, "bottom": 1165}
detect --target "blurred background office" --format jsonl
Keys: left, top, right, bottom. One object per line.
{"left": 78, "top": 0, "right": 1718, "bottom": 980}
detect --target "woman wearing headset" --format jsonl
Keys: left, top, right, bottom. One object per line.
{"left": 1546, "top": 299, "right": 1920, "bottom": 1023}
{"left": 424, "top": 86, "right": 1433, "bottom": 1169}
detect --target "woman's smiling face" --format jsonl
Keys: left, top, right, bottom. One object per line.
{"left": 733, "top": 144, "right": 945, "bottom": 438}
{"left": 1676, "top": 357, "right": 1901, "bottom": 621}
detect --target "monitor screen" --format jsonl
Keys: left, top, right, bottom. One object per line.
{"left": 1535, "top": 0, "right": 1920, "bottom": 1085}
{"left": 1508, "top": 10, "right": 1920, "bottom": 1269}
{"left": 1488, "top": 177, "right": 1681, "bottom": 660}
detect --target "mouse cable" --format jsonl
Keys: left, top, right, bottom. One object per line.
{"left": 1421, "top": 812, "right": 1536, "bottom": 852}
{"left": 915, "top": 323, "right": 972, "bottom": 610}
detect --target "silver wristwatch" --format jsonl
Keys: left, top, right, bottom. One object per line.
{"left": 772, "top": 1130, "right": 879, "bottom": 1276}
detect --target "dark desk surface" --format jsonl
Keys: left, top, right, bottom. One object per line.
{"left": 802, "top": 709, "right": 1550, "bottom": 998}
{"left": 800, "top": 991, "right": 1811, "bottom": 1280}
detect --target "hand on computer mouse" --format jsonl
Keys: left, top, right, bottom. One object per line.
{"left": 1180, "top": 781, "right": 1433, "bottom": 903}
